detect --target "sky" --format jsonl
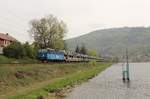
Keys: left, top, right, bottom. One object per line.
{"left": 0, "top": 0, "right": 150, "bottom": 42}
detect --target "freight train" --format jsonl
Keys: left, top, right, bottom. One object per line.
{"left": 38, "top": 48, "right": 102, "bottom": 62}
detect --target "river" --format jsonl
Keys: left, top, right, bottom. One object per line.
{"left": 65, "top": 63, "right": 150, "bottom": 99}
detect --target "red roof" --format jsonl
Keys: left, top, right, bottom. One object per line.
{"left": 0, "top": 33, "right": 16, "bottom": 41}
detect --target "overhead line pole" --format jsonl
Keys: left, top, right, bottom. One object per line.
{"left": 126, "top": 48, "right": 130, "bottom": 81}
{"left": 122, "top": 48, "right": 130, "bottom": 82}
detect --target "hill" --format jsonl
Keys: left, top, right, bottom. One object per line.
{"left": 66, "top": 27, "right": 150, "bottom": 61}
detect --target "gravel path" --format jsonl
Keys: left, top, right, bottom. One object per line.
{"left": 65, "top": 63, "right": 150, "bottom": 99}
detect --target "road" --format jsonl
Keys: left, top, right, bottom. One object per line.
{"left": 65, "top": 63, "right": 150, "bottom": 99}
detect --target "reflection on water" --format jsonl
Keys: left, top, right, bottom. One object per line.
{"left": 65, "top": 63, "right": 150, "bottom": 99}
{"left": 123, "top": 81, "right": 131, "bottom": 88}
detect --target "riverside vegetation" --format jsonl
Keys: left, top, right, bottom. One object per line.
{"left": 0, "top": 62, "right": 112, "bottom": 99}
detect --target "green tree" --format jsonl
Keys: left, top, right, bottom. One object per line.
{"left": 3, "top": 42, "right": 25, "bottom": 58}
{"left": 88, "top": 50, "right": 97, "bottom": 66}
{"left": 31, "top": 42, "right": 40, "bottom": 59}
{"left": 29, "top": 15, "right": 67, "bottom": 49}
{"left": 88, "top": 50, "right": 97, "bottom": 56}
{"left": 64, "top": 41, "right": 68, "bottom": 50}
{"left": 23, "top": 42, "right": 36, "bottom": 59}
{"left": 80, "top": 44, "right": 87, "bottom": 55}
{"left": 75, "top": 45, "right": 80, "bottom": 53}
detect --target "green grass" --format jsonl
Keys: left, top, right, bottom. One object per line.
{"left": 0, "top": 55, "right": 14, "bottom": 63}
{"left": 0, "top": 55, "right": 39, "bottom": 64}
{"left": 5, "top": 62, "right": 112, "bottom": 99}
{"left": 0, "top": 63, "right": 97, "bottom": 98}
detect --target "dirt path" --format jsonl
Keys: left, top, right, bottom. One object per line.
{"left": 65, "top": 63, "right": 150, "bottom": 99}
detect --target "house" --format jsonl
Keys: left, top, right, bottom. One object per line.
{"left": 0, "top": 33, "right": 16, "bottom": 54}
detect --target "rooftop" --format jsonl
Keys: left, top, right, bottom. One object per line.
{"left": 0, "top": 33, "right": 16, "bottom": 41}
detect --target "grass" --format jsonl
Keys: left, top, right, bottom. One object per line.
{"left": 0, "top": 55, "right": 14, "bottom": 63}
{"left": 0, "top": 63, "right": 93, "bottom": 98}
{"left": 3, "top": 62, "right": 113, "bottom": 99}
{"left": 0, "top": 55, "right": 39, "bottom": 64}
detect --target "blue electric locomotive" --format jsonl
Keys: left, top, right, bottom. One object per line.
{"left": 38, "top": 48, "right": 103, "bottom": 62}
{"left": 38, "top": 49, "right": 65, "bottom": 61}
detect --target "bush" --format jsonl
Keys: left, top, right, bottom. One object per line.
{"left": 3, "top": 42, "right": 25, "bottom": 59}
{"left": 23, "top": 42, "right": 37, "bottom": 59}
{"left": 3, "top": 41, "right": 37, "bottom": 59}
{"left": 89, "top": 60, "right": 97, "bottom": 66}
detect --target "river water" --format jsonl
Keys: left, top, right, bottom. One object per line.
{"left": 65, "top": 63, "right": 150, "bottom": 99}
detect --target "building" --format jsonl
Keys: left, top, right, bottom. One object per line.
{"left": 0, "top": 33, "right": 16, "bottom": 54}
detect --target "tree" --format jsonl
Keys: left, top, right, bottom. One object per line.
{"left": 31, "top": 42, "right": 40, "bottom": 58}
{"left": 80, "top": 44, "right": 87, "bottom": 55}
{"left": 88, "top": 50, "right": 97, "bottom": 66}
{"left": 75, "top": 45, "right": 80, "bottom": 53}
{"left": 3, "top": 41, "right": 37, "bottom": 59}
{"left": 88, "top": 50, "right": 97, "bottom": 56}
{"left": 29, "top": 15, "right": 67, "bottom": 49}
{"left": 64, "top": 41, "right": 68, "bottom": 50}
{"left": 23, "top": 42, "right": 36, "bottom": 59}
{"left": 3, "top": 42, "right": 25, "bottom": 58}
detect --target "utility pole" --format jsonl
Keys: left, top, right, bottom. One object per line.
{"left": 122, "top": 48, "right": 130, "bottom": 82}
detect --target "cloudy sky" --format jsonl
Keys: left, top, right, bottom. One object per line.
{"left": 0, "top": 0, "right": 150, "bottom": 42}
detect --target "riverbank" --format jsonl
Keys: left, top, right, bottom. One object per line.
{"left": 0, "top": 62, "right": 112, "bottom": 99}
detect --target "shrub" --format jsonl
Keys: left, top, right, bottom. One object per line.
{"left": 3, "top": 42, "right": 25, "bottom": 58}
{"left": 23, "top": 42, "right": 36, "bottom": 59}
{"left": 3, "top": 41, "right": 37, "bottom": 59}
{"left": 89, "top": 60, "right": 97, "bottom": 66}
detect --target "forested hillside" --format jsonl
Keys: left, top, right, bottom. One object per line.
{"left": 66, "top": 27, "right": 150, "bottom": 61}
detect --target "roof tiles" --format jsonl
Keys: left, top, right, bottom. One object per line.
{"left": 0, "top": 33, "right": 16, "bottom": 41}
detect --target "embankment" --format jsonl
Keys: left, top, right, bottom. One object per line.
{"left": 0, "top": 62, "right": 112, "bottom": 99}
